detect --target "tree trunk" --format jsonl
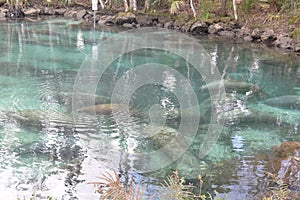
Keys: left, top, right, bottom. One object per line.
{"left": 190, "top": 0, "right": 196, "bottom": 18}
{"left": 221, "top": 0, "right": 227, "bottom": 17}
{"left": 124, "top": 0, "right": 129, "bottom": 12}
{"left": 233, "top": 0, "right": 238, "bottom": 20}
{"left": 144, "top": 0, "right": 150, "bottom": 11}
{"left": 99, "top": 0, "right": 105, "bottom": 9}
{"left": 129, "top": 0, "right": 137, "bottom": 11}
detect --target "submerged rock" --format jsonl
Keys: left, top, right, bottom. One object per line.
{"left": 141, "top": 125, "right": 208, "bottom": 179}
{"left": 14, "top": 140, "right": 84, "bottom": 162}
{"left": 264, "top": 95, "right": 300, "bottom": 110}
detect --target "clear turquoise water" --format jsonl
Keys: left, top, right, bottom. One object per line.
{"left": 0, "top": 17, "right": 299, "bottom": 199}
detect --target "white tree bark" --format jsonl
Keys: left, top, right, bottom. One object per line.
{"left": 144, "top": 0, "right": 150, "bottom": 10}
{"left": 124, "top": 0, "right": 129, "bottom": 12}
{"left": 129, "top": 0, "right": 137, "bottom": 11}
{"left": 99, "top": 0, "right": 105, "bottom": 9}
{"left": 190, "top": 0, "right": 196, "bottom": 18}
{"left": 233, "top": 0, "right": 238, "bottom": 20}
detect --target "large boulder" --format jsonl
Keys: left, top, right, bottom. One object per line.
{"left": 98, "top": 15, "right": 115, "bottom": 26}
{"left": 54, "top": 8, "right": 67, "bottom": 15}
{"left": 115, "top": 12, "right": 136, "bottom": 25}
{"left": 76, "top": 9, "right": 87, "bottom": 20}
{"left": 208, "top": 23, "right": 224, "bottom": 34}
{"left": 218, "top": 30, "right": 235, "bottom": 38}
{"left": 23, "top": 8, "right": 40, "bottom": 17}
{"left": 274, "top": 34, "right": 294, "bottom": 50}
{"left": 44, "top": 7, "right": 55, "bottom": 15}
{"left": 173, "top": 19, "right": 185, "bottom": 30}
{"left": 64, "top": 10, "right": 77, "bottom": 19}
{"left": 261, "top": 28, "right": 276, "bottom": 43}
{"left": 136, "top": 15, "right": 158, "bottom": 27}
{"left": 251, "top": 28, "right": 263, "bottom": 41}
{"left": 190, "top": 20, "right": 208, "bottom": 34}
{"left": 0, "top": 8, "right": 7, "bottom": 20}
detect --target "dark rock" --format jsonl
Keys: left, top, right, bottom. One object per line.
{"left": 64, "top": 10, "right": 77, "bottom": 19}
{"left": 274, "top": 34, "right": 294, "bottom": 50}
{"left": 295, "top": 44, "right": 300, "bottom": 53}
{"left": 76, "top": 9, "right": 87, "bottom": 20}
{"left": 123, "top": 23, "right": 133, "bottom": 28}
{"left": 236, "top": 26, "right": 251, "bottom": 38}
{"left": 136, "top": 15, "right": 158, "bottom": 27}
{"left": 261, "top": 28, "right": 276, "bottom": 43}
{"left": 173, "top": 19, "right": 184, "bottom": 30}
{"left": 180, "top": 21, "right": 193, "bottom": 32}
{"left": 208, "top": 23, "right": 223, "bottom": 34}
{"left": 218, "top": 30, "right": 235, "bottom": 38}
{"left": 23, "top": 8, "right": 40, "bottom": 16}
{"left": 156, "top": 23, "right": 164, "bottom": 28}
{"left": 0, "top": 8, "right": 6, "bottom": 20}
{"left": 98, "top": 15, "right": 115, "bottom": 26}
{"left": 115, "top": 12, "right": 136, "bottom": 25}
{"left": 7, "top": 8, "right": 25, "bottom": 18}
{"left": 44, "top": 7, "right": 55, "bottom": 15}
{"left": 54, "top": 8, "right": 67, "bottom": 15}
{"left": 190, "top": 20, "right": 208, "bottom": 34}
{"left": 244, "top": 35, "right": 253, "bottom": 42}
{"left": 164, "top": 21, "right": 173, "bottom": 29}
{"left": 251, "top": 28, "right": 263, "bottom": 40}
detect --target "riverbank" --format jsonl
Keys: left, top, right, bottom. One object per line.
{"left": 0, "top": 3, "right": 299, "bottom": 56}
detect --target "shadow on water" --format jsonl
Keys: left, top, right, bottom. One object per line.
{"left": 0, "top": 17, "right": 299, "bottom": 199}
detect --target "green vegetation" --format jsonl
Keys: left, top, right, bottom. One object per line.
{"left": 17, "top": 195, "right": 57, "bottom": 200}
{"left": 2, "top": 0, "right": 300, "bottom": 24}
{"left": 262, "top": 172, "right": 291, "bottom": 200}
{"left": 91, "top": 170, "right": 226, "bottom": 200}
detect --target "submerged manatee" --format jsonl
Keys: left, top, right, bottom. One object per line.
{"left": 78, "top": 103, "right": 137, "bottom": 115}
{"left": 200, "top": 79, "right": 255, "bottom": 94}
{"left": 56, "top": 92, "right": 110, "bottom": 106}
{"left": 6, "top": 109, "right": 74, "bottom": 130}
{"left": 264, "top": 95, "right": 300, "bottom": 110}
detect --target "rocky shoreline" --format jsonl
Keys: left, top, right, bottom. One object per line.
{"left": 0, "top": 5, "right": 299, "bottom": 56}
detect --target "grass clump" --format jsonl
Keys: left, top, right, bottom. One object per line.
{"left": 89, "top": 170, "right": 144, "bottom": 200}
{"left": 261, "top": 172, "right": 291, "bottom": 200}
{"left": 91, "top": 170, "right": 225, "bottom": 200}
